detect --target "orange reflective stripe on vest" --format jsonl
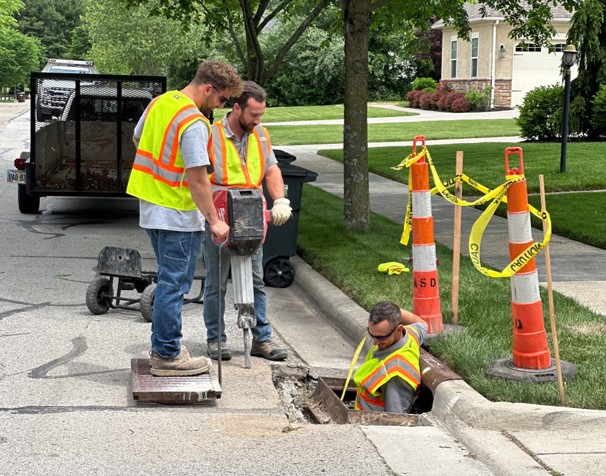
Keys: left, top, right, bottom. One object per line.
{"left": 127, "top": 91, "right": 210, "bottom": 210}
{"left": 209, "top": 122, "right": 270, "bottom": 188}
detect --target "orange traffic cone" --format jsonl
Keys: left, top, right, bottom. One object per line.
{"left": 410, "top": 136, "right": 443, "bottom": 334}
{"left": 505, "top": 147, "right": 551, "bottom": 369}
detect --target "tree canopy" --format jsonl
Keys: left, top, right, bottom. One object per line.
{"left": 16, "top": 0, "right": 85, "bottom": 61}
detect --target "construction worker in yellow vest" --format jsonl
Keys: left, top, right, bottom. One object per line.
{"left": 202, "top": 81, "right": 292, "bottom": 362}
{"left": 354, "top": 300, "right": 428, "bottom": 413}
{"left": 127, "top": 60, "right": 242, "bottom": 377}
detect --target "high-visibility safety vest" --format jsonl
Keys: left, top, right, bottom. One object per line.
{"left": 127, "top": 91, "right": 210, "bottom": 210}
{"left": 209, "top": 121, "right": 272, "bottom": 188}
{"left": 354, "top": 326, "right": 422, "bottom": 411}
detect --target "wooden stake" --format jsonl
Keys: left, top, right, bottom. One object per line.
{"left": 539, "top": 175, "right": 565, "bottom": 405}
{"left": 451, "top": 151, "right": 463, "bottom": 324}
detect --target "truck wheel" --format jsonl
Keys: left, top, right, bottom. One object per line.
{"left": 264, "top": 257, "right": 295, "bottom": 288}
{"left": 17, "top": 184, "right": 40, "bottom": 214}
{"left": 86, "top": 277, "right": 113, "bottom": 315}
{"left": 140, "top": 283, "right": 156, "bottom": 322}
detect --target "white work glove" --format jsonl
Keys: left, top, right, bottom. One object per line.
{"left": 271, "top": 198, "right": 292, "bottom": 226}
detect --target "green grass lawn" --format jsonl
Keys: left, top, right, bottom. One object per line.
{"left": 319, "top": 142, "right": 606, "bottom": 249}
{"left": 266, "top": 119, "right": 519, "bottom": 145}
{"left": 297, "top": 185, "right": 606, "bottom": 410}
{"left": 213, "top": 104, "right": 415, "bottom": 123}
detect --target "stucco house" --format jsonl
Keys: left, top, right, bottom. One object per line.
{"left": 433, "top": 3, "right": 577, "bottom": 109}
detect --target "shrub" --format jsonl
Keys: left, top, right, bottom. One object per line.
{"left": 465, "top": 86, "right": 492, "bottom": 111}
{"left": 436, "top": 92, "right": 456, "bottom": 111}
{"left": 406, "top": 90, "right": 422, "bottom": 108}
{"left": 517, "top": 85, "right": 563, "bottom": 140}
{"left": 418, "top": 91, "right": 434, "bottom": 110}
{"left": 411, "top": 77, "right": 437, "bottom": 91}
{"left": 450, "top": 96, "right": 471, "bottom": 112}
{"left": 591, "top": 85, "right": 606, "bottom": 137}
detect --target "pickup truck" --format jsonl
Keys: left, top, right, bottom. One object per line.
{"left": 7, "top": 72, "right": 166, "bottom": 213}
{"left": 37, "top": 59, "right": 99, "bottom": 121}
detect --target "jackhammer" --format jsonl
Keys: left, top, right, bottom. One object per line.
{"left": 212, "top": 188, "right": 269, "bottom": 373}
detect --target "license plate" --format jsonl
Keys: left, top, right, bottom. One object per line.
{"left": 7, "top": 169, "right": 26, "bottom": 184}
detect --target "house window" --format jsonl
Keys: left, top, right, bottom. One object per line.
{"left": 554, "top": 43, "right": 566, "bottom": 52}
{"left": 471, "top": 34, "right": 479, "bottom": 78}
{"left": 450, "top": 39, "right": 457, "bottom": 78}
{"left": 515, "top": 42, "right": 541, "bottom": 52}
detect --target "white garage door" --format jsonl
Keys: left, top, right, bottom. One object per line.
{"left": 511, "top": 49, "right": 578, "bottom": 107}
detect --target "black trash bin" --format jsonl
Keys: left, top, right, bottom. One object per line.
{"left": 16, "top": 91, "right": 25, "bottom": 103}
{"left": 262, "top": 152, "right": 317, "bottom": 288}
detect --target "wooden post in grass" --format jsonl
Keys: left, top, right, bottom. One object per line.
{"left": 539, "top": 174, "right": 566, "bottom": 405}
{"left": 450, "top": 151, "right": 464, "bottom": 324}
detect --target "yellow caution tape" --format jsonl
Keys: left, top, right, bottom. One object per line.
{"left": 392, "top": 146, "right": 552, "bottom": 278}
{"left": 341, "top": 335, "right": 368, "bottom": 402}
{"left": 469, "top": 186, "right": 552, "bottom": 278}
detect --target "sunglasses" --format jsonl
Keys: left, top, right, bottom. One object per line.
{"left": 211, "top": 84, "right": 229, "bottom": 105}
{"left": 367, "top": 324, "right": 401, "bottom": 341}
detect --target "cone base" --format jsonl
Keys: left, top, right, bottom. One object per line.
{"left": 485, "top": 358, "right": 577, "bottom": 383}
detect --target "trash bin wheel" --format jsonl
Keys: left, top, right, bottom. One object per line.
{"left": 264, "top": 257, "right": 295, "bottom": 288}
{"left": 140, "top": 283, "right": 156, "bottom": 322}
{"left": 86, "top": 277, "right": 113, "bottom": 315}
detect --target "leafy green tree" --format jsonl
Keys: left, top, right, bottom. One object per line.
{"left": 16, "top": 0, "right": 86, "bottom": 62}
{"left": 567, "top": 0, "right": 606, "bottom": 139}
{"left": 83, "top": 0, "right": 211, "bottom": 81}
{"left": 0, "top": 0, "right": 21, "bottom": 28}
{"left": 0, "top": 27, "right": 43, "bottom": 91}
{"left": 123, "top": 0, "right": 331, "bottom": 85}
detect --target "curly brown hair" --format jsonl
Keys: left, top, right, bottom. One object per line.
{"left": 194, "top": 60, "right": 242, "bottom": 96}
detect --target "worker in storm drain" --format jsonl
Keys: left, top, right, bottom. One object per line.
{"left": 354, "top": 300, "right": 428, "bottom": 413}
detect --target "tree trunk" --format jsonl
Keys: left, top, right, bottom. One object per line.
{"left": 342, "top": 0, "right": 370, "bottom": 231}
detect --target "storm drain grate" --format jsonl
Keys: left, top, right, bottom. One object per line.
{"left": 131, "top": 358, "right": 222, "bottom": 404}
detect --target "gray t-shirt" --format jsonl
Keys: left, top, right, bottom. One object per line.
{"left": 372, "top": 321, "right": 428, "bottom": 413}
{"left": 134, "top": 107, "right": 210, "bottom": 232}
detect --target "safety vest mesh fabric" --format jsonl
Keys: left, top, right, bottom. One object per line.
{"left": 126, "top": 91, "right": 210, "bottom": 210}
{"left": 209, "top": 122, "right": 271, "bottom": 188}
{"left": 353, "top": 326, "right": 422, "bottom": 411}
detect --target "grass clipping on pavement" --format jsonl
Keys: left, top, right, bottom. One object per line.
{"left": 297, "top": 185, "right": 606, "bottom": 410}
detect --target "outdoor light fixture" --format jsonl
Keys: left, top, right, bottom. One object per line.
{"left": 499, "top": 44, "right": 506, "bottom": 58}
{"left": 560, "top": 44, "right": 578, "bottom": 173}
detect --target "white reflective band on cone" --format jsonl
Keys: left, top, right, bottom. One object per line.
{"left": 412, "top": 192, "right": 432, "bottom": 218}
{"left": 412, "top": 244, "right": 437, "bottom": 271}
{"left": 507, "top": 212, "right": 533, "bottom": 243}
{"left": 510, "top": 271, "right": 541, "bottom": 303}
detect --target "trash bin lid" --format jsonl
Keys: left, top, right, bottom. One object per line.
{"left": 274, "top": 149, "right": 297, "bottom": 165}
{"left": 277, "top": 163, "right": 318, "bottom": 183}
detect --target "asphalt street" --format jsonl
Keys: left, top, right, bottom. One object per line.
{"left": 1, "top": 101, "right": 605, "bottom": 476}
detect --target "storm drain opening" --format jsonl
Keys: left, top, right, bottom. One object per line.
{"left": 273, "top": 365, "right": 437, "bottom": 427}
{"left": 273, "top": 350, "right": 461, "bottom": 426}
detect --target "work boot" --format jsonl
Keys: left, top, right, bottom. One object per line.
{"left": 207, "top": 341, "right": 232, "bottom": 361}
{"left": 149, "top": 345, "right": 211, "bottom": 377}
{"left": 251, "top": 340, "right": 288, "bottom": 361}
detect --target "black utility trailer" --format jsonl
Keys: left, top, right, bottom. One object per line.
{"left": 7, "top": 73, "right": 166, "bottom": 213}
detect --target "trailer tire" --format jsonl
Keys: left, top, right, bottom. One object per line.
{"left": 140, "top": 283, "right": 156, "bottom": 322}
{"left": 86, "top": 277, "right": 113, "bottom": 315}
{"left": 18, "top": 184, "right": 40, "bottom": 214}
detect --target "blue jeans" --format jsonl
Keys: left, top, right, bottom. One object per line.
{"left": 202, "top": 227, "right": 272, "bottom": 344}
{"left": 146, "top": 229, "right": 202, "bottom": 358}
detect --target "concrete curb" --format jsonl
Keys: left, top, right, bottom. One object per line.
{"left": 291, "top": 255, "right": 606, "bottom": 475}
